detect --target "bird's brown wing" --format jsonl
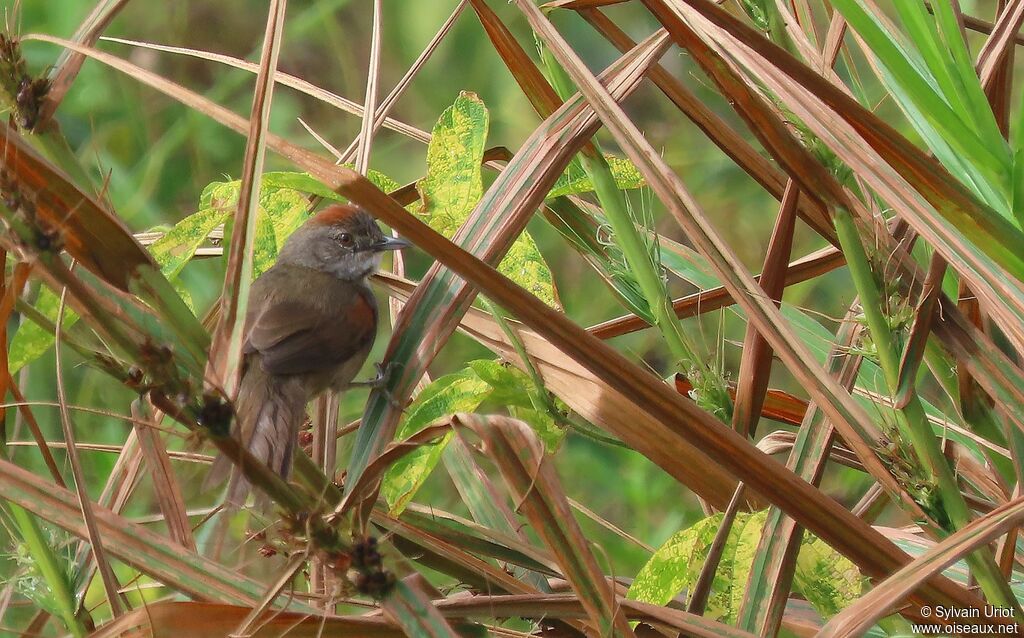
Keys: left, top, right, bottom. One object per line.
{"left": 244, "top": 277, "right": 377, "bottom": 376}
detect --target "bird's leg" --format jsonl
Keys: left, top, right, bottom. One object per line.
{"left": 347, "top": 361, "right": 403, "bottom": 408}
{"left": 348, "top": 361, "right": 390, "bottom": 389}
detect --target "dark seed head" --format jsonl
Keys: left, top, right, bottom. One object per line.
{"left": 351, "top": 536, "right": 382, "bottom": 570}
{"left": 355, "top": 569, "right": 396, "bottom": 599}
{"left": 15, "top": 77, "right": 49, "bottom": 131}
{"left": 197, "top": 393, "right": 233, "bottom": 436}
{"left": 33, "top": 229, "right": 52, "bottom": 251}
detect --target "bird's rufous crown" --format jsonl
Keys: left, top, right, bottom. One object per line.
{"left": 309, "top": 204, "right": 363, "bottom": 226}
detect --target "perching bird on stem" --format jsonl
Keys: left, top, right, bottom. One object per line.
{"left": 206, "top": 204, "right": 410, "bottom": 506}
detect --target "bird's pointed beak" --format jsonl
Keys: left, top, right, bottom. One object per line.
{"left": 371, "top": 236, "right": 412, "bottom": 252}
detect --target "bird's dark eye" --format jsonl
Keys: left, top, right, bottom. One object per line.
{"left": 338, "top": 232, "right": 354, "bottom": 246}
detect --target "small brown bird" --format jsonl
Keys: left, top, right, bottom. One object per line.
{"left": 207, "top": 204, "right": 410, "bottom": 506}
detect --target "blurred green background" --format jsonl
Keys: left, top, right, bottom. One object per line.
{"left": 4, "top": 0, "right": 1004, "bottom": 617}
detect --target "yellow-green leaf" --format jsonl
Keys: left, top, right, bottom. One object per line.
{"left": 468, "top": 360, "right": 565, "bottom": 452}
{"left": 417, "top": 91, "right": 559, "bottom": 307}
{"left": 627, "top": 513, "right": 723, "bottom": 607}
{"left": 382, "top": 369, "right": 491, "bottom": 515}
{"left": 794, "top": 533, "right": 866, "bottom": 618}
{"left": 9, "top": 287, "right": 78, "bottom": 374}
{"left": 630, "top": 511, "right": 863, "bottom": 622}
{"left": 149, "top": 207, "right": 230, "bottom": 279}
{"left": 724, "top": 510, "right": 769, "bottom": 622}
{"left": 548, "top": 155, "right": 646, "bottom": 199}
{"left": 252, "top": 205, "right": 279, "bottom": 279}
{"left": 263, "top": 170, "right": 401, "bottom": 201}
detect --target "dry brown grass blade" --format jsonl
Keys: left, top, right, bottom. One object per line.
{"left": 819, "top": 495, "right": 1024, "bottom": 636}
{"left": 54, "top": 284, "right": 125, "bottom": 616}
{"left": 545, "top": 0, "right": 629, "bottom": 8}
{"left": 206, "top": 0, "right": 287, "bottom": 398}
{"left": 40, "top": 16, "right": 992, "bottom": 617}
{"left": 0, "top": 251, "right": 11, "bottom": 441}
{"left": 308, "top": 395, "right": 334, "bottom": 599}
{"left": 732, "top": 180, "right": 799, "bottom": 438}
{"left": 688, "top": 482, "right": 746, "bottom": 614}
{"left": 3, "top": 377, "right": 65, "bottom": 485}
{"left": 575, "top": 6, "right": 834, "bottom": 240}
{"left": 38, "top": 0, "right": 133, "bottom": 128}
{"left": 71, "top": 429, "right": 142, "bottom": 606}
{"left": 96, "top": 36, "right": 431, "bottom": 144}
{"left": 664, "top": 0, "right": 1024, "bottom": 351}
{"left": 931, "top": 294, "right": 1024, "bottom": 431}
{"left": 997, "top": 484, "right": 1022, "bottom": 575}
{"left": 518, "top": 0, "right": 933, "bottom": 525}
{"left": 895, "top": 253, "right": 946, "bottom": 409}
{"left": 588, "top": 244, "right": 844, "bottom": 339}
{"left": 6, "top": 439, "right": 209, "bottom": 463}
{"left": 229, "top": 555, "right": 306, "bottom": 638}
{"left": 738, "top": 306, "right": 864, "bottom": 635}
{"left": 373, "top": 271, "right": 742, "bottom": 508}
{"left": 90, "top": 601, "right": 401, "bottom": 638}
{"left": 373, "top": 510, "right": 536, "bottom": 594}
{"left": 0, "top": 125, "right": 154, "bottom": 293}
{"left": 454, "top": 413, "right": 634, "bottom": 638}
{"left": 91, "top": 596, "right": 757, "bottom": 638}
{"left": 339, "top": 30, "right": 675, "bottom": 517}
{"left": 432, "top": 594, "right": 756, "bottom": 637}
{"left": 928, "top": 3, "right": 1024, "bottom": 45}
{"left": 347, "top": 176, "right": 978, "bottom": 613}
{"left": 469, "top": 0, "right": 563, "bottom": 118}
{"left": 821, "top": 12, "right": 849, "bottom": 70}
{"left": 756, "top": 432, "right": 862, "bottom": 470}
{"left": 339, "top": 2, "right": 466, "bottom": 164}
{"left": 354, "top": 0, "right": 383, "bottom": 174}
{"left": 0, "top": 456, "right": 269, "bottom": 607}
{"left": 948, "top": 440, "right": 1010, "bottom": 508}
{"left": 130, "top": 400, "right": 195, "bottom": 551}
{"left": 976, "top": 0, "right": 1024, "bottom": 88}
{"left": 980, "top": 1, "right": 1016, "bottom": 136}
{"left": 1, "top": 261, "right": 65, "bottom": 485}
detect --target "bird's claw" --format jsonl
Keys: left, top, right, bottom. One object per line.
{"left": 349, "top": 361, "right": 403, "bottom": 409}
{"left": 350, "top": 361, "right": 390, "bottom": 389}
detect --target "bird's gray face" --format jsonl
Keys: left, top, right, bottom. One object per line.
{"left": 278, "top": 208, "right": 410, "bottom": 281}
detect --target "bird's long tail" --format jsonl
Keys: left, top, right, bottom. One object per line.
{"left": 205, "top": 366, "right": 307, "bottom": 508}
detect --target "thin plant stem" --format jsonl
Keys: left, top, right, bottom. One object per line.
{"left": 538, "top": 44, "right": 730, "bottom": 421}
{"left": 834, "top": 207, "right": 1021, "bottom": 614}
{"left": 0, "top": 449, "right": 87, "bottom": 637}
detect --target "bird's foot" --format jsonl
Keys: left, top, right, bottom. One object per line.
{"left": 349, "top": 361, "right": 390, "bottom": 390}
{"left": 349, "top": 361, "right": 403, "bottom": 409}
